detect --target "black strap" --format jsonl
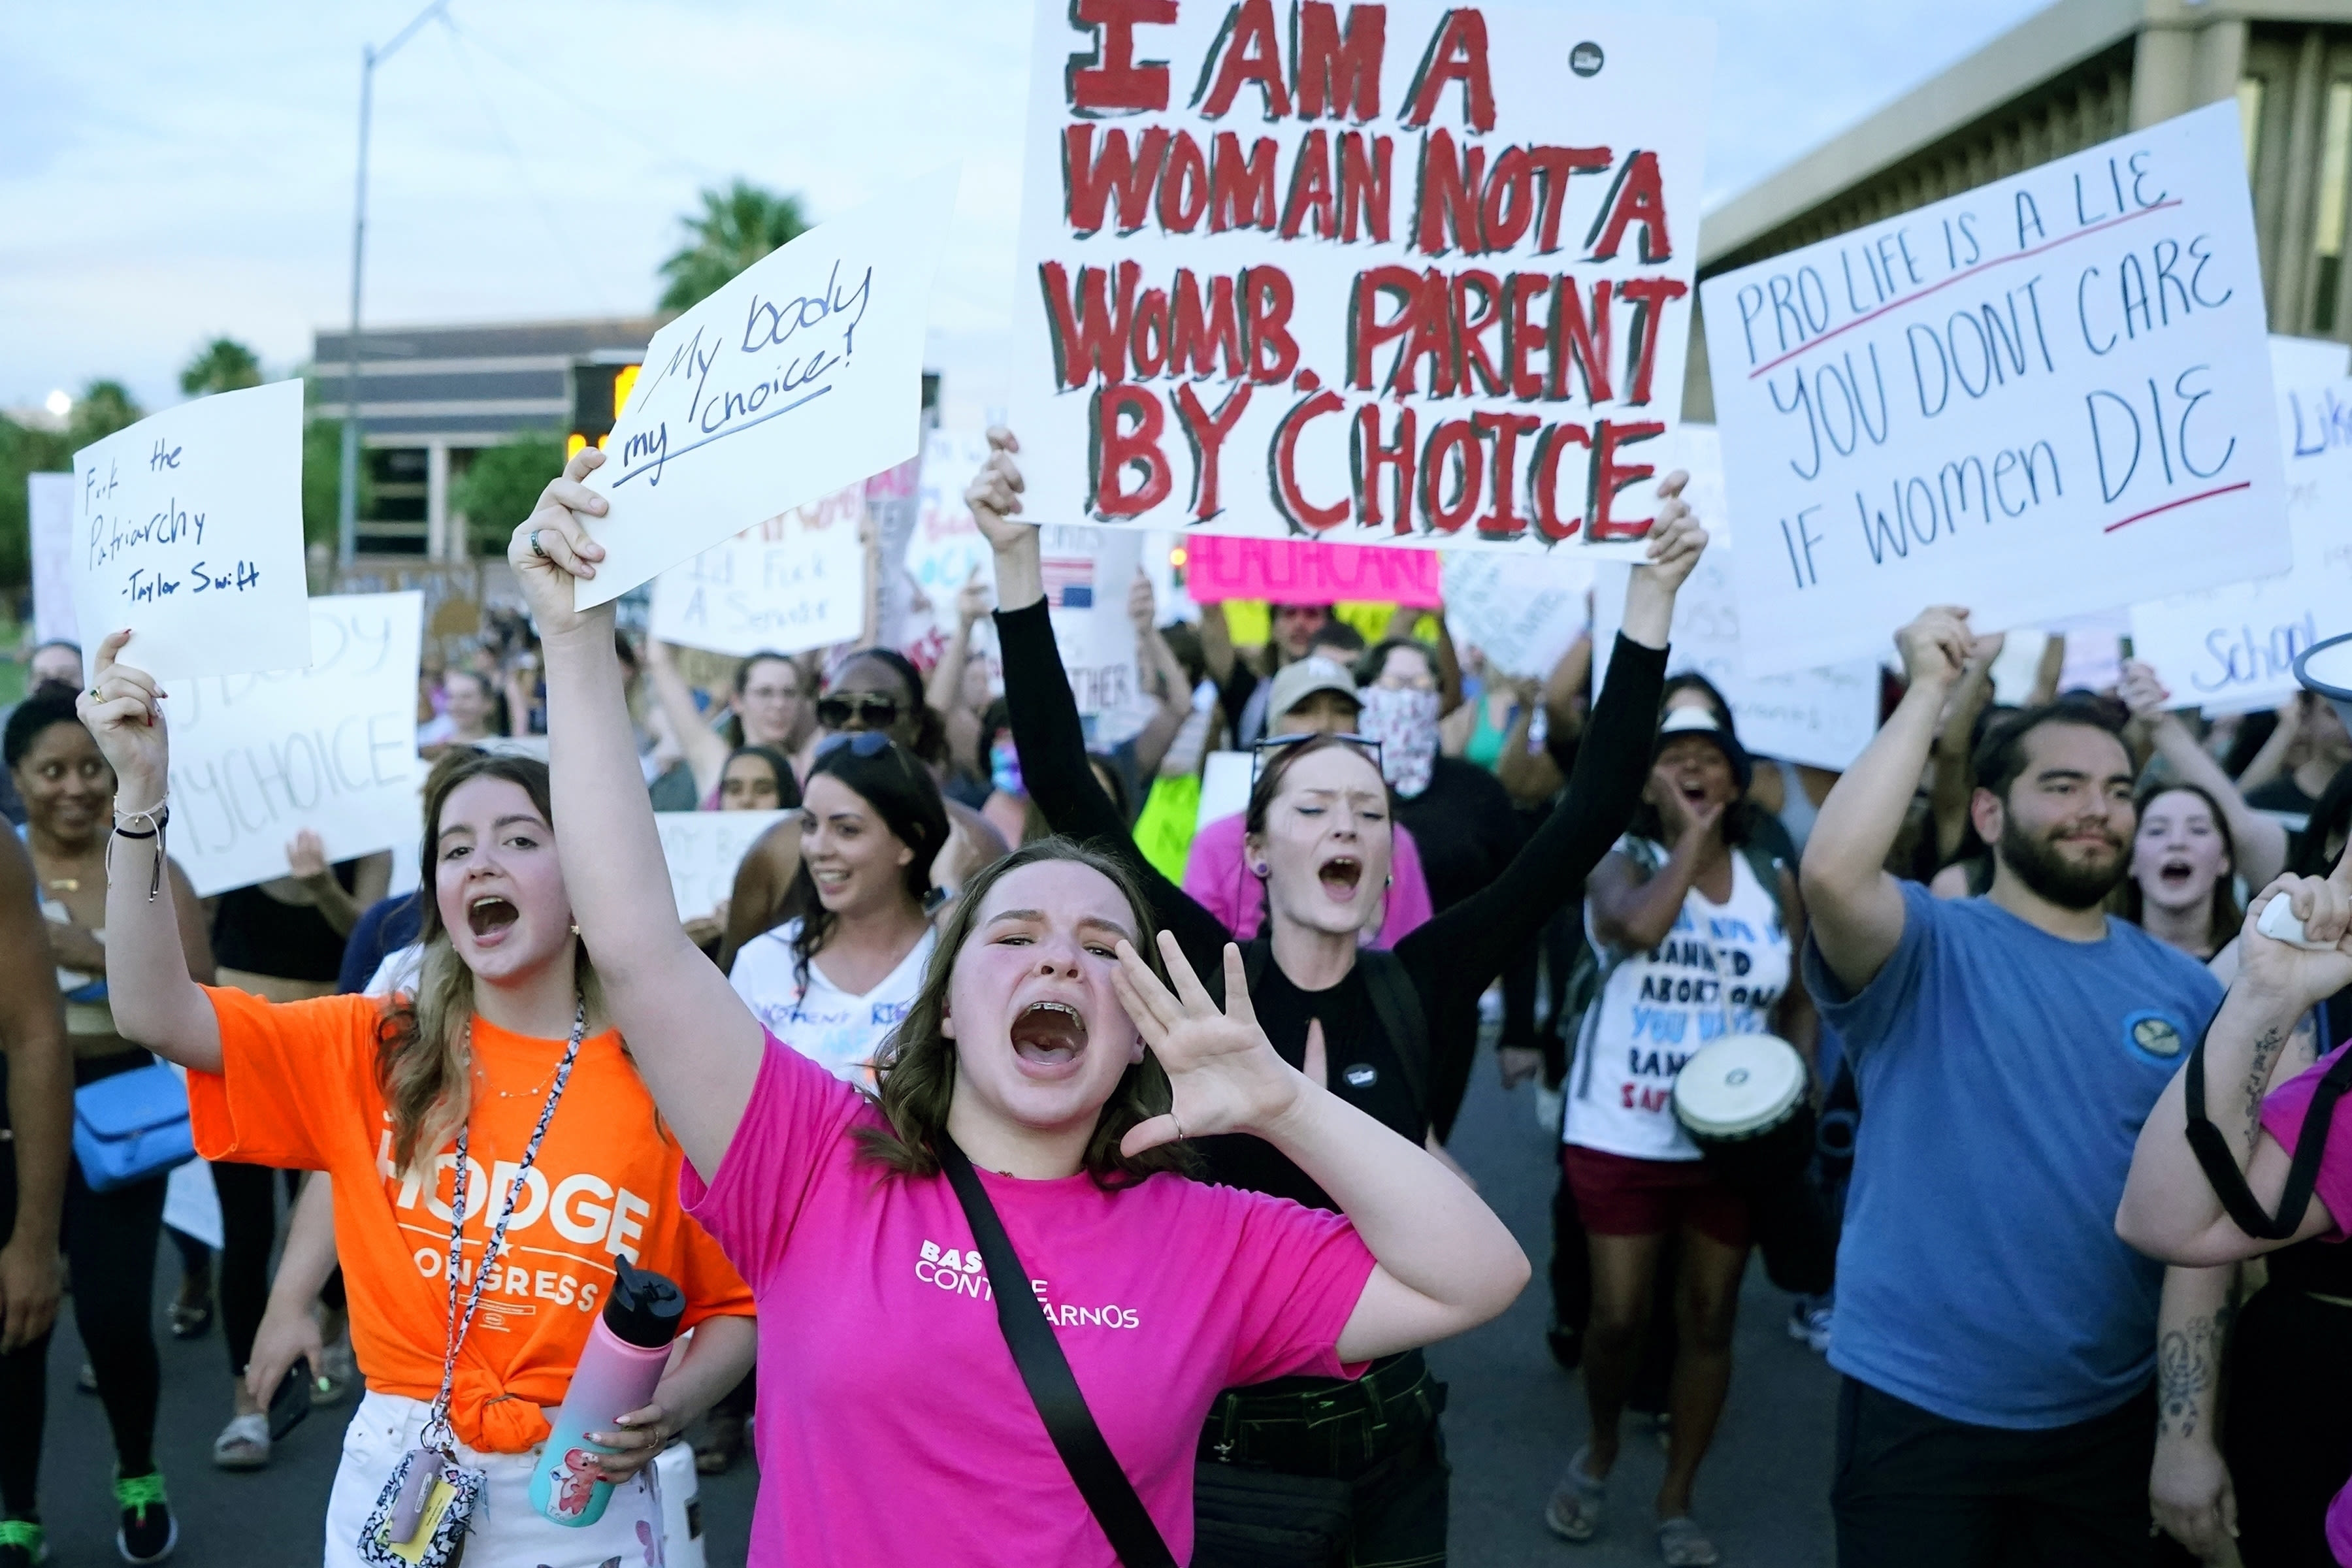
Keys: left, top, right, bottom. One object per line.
{"left": 2182, "top": 1011, "right": 2352, "bottom": 1241}
{"left": 936, "top": 1137, "right": 1178, "bottom": 1568}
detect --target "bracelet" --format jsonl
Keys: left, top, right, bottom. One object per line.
{"left": 107, "top": 802, "right": 171, "bottom": 902}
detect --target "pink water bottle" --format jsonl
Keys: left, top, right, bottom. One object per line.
{"left": 530, "top": 1258, "right": 685, "bottom": 1527}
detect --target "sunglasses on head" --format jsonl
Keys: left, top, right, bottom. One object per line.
{"left": 817, "top": 694, "right": 904, "bottom": 730}
{"left": 1249, "top": 731, "right": 1384, "bottom": 783}
{"left": 815, "top": 729, "right": 895, "bottom": 760}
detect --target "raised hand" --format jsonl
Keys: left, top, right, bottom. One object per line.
{"left": 966, "top": 427, "right": 1034, "bottom": 552}
{"left": 76, "top": 630, "right": 170, "bottom": 807}
{"left": 506, "top": 447, "right": 613, "bottom": 641}
{"left": 2238, "top": 848, "right": 2352, "bottom": 1012}
{"left": 955, "top": 567, "right": 993, "bottom": 629}
{"left": 1893, "top": 606, "right": 1978, "bottom": 693}
{"left": 2118, "top": 659, "right": 2172, "bottom": 723}
{"left": 1627, "top": 471, "right": 1707, "bottom": 594}
{"left": 286, "top": 828, "right": 330, "bottom": 883}
{"left": 1109, "top": 934, "right": 1311, "bottom": 1156}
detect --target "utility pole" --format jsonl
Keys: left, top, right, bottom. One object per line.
{"left": 338, "top": 0, "right": 451, "bottom": 570}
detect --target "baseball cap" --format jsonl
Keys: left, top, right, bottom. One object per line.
{"left": 1267, "top": 656, "right": 1362, "bottom": 721}
{"left": 1654, "top": 705, "right": 1752, "bottom": 790}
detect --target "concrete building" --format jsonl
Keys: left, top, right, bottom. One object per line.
{"left": 1690, "top": 0, "right": 2352, "bottom": 419}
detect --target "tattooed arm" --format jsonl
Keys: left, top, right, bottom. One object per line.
{"left": 2150, "top": 1264, "right": 2237, "bottom": 1560}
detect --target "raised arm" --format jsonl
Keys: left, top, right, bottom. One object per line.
{"left": 510, "top": 449, "right": 764, "bottom": 1180}
{"left": 78, "top": 632, "right": 223, "bottom": 1073}
{"left": 1494, "top": 680, "right": 1564, "bottom": 804}
{"left": 1126, "top": 572, "right": 1192, "bottom": 783}
{"left": 1929, "top": 635, "right": 2000, "bottom": 865}
{"left": 645, "top": 638, "right": 732, "bottom": 802}
{"left": 0, "top": 830, "right": 68, "bottom": 1354}
{"left": 1801, "top": 608, "right": 1989, "bottom": 996}
{"left": 2121, "top": 660, "right": 2289, "bottom": 890}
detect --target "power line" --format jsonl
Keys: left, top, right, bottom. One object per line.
{"left": 440, "top": 14, "right": 730, "bottom": 186}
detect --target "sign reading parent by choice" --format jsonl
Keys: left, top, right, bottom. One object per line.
{"left": 71, "top": 379, "right": 312, "bottom": 679}
{"left": 1009, "top": 4, "right": 1712, "bottom": 555}
{"left": 1703, "top": 101, "right": 2287, "bottom": 676}
{"left": 577, "top": 169, "right": 956, "bottom": 610}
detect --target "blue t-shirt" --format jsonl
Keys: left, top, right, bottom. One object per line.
{"left": 1803, "top": 882, "right": 2221, "bottom": 1429}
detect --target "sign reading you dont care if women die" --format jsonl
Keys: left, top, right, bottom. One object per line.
{"left": 1008, "top": 2, "right": 1713, "bottom": 557}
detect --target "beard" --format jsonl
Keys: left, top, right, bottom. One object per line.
{"left": 1998, "top": 815, "right": 2129, "bottom": 910}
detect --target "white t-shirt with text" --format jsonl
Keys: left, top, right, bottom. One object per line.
{"left": 727, "top": 918, "right": 936, "bottom": 1086}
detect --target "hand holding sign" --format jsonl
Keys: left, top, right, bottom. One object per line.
{"left": 1894, "top": 607, "right": 1988, "bottom": 694}
{"left": 508, "top": 448, "right": 613, "bottom": 640}
{"left": 78, "top": 630, "right": 172, "bottom": 808}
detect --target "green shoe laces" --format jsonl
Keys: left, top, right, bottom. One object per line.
{"left": 0, "top": 1518, "right": 42, "bottom": 1551}
{"left": 112, "top": 1472, "right": 168, "bottom": 1522}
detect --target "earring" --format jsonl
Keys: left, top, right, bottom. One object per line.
{"left": 570, "top": 921, "right": 581, "bottom": 936}
{"left": 1384, "top": 874, "right": 1393, "bottom": 889}
{"left": 1253, "top": 864, "right": 1268, "bottom": 877}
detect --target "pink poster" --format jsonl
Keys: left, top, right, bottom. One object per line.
{"left": 1185, "top": 536, "right": 1443, "bottom": 606}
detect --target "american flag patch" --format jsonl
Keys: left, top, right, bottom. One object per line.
{"left": 1041, "top": 557, "right": 1094, "bottom": 610}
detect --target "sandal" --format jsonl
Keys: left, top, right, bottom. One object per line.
{"left": 1543, "top": 1447, "right": 1608, "bottom": 1543}
{"left": 1658, "top": 1516, "right": 1721, "bottom": 1567}
{"left": 312, "top": 1337, "right": 357, "bottom": 1405}
{"left": 212, "top": 1413, "right": 271, "bottom": 1472}
{"left": 169, "top": 1277, "right": 214, "bottom": 1341}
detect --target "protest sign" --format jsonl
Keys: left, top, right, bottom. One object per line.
{"left": 868, "top": 457, "right": 926, "bottom": 659}
{"left": 904, "top": 427, "right": 1000, "bottom": 672}
{"left": 1594, "top": 552, "right": 1880, "bottom": 772}
{"left": 1009, "top": 4, "right": 1712, "bottom": 556}
{"left": 654, "top": 809, "right": 790, "bottom": 921}
{"left": 2130, "top": 336, "right": 2352, "bottom": 712}
{"left": 649, "top": 483, "right": 867, "bottom": 657}
{"left": 1442, "top": 552, "right": 1593, "bottom": 679}
{"left": 1703, "top": 101, "right": 2287, "bottom": 676}
{"left": 71, "top": 379, "right": 311, "bottom": 679}
{"left": 1041, "top": 525, "right": 1151, "bottom": 742}
{"left": 1197, "top": 750, "right": 1253, "bottom": 830}
{"left": 29, "top": 472, "right": 75, "bottom": 646}
{"left": 160, "top": 592, "right": 421, "bottom": 897}
{"left": 577, "top": 169, "right": 955, "bottom": 610}
{"left": 1185, "top": 536, "right": 1444, "bottom": 606}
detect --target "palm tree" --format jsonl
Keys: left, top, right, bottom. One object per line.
{"left": 68, "top": 381, "right": 145, "bottom": 447}
{"left": 180, "top": 337, "right": 264, "bottom": 397}
{"left": 657, "top": 180, "right": 811, "bottom": 311}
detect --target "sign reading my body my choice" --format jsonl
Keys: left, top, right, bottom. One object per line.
{"left": 1703, "top": 100, "right": 2287, "bottom": 676}
{"left": 71, "top": 379, "right": 312, "bottom": 679}
{"left": 1009, "top": 3, "right": 1712, "bottom": 556}
{"left": 576, "top": 169, "right": 956, "bottom": 610}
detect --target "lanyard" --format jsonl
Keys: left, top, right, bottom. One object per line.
{"left": 419, "top": 999, "right": 588, "bottom": 1458}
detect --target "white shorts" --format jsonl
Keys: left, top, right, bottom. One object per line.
{"left": 324, "top": 1390, "right": 658, "bottom": 1568}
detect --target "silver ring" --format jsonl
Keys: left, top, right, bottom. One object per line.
{"left": 529, "top": 529, "right": 547, "bottom": 560}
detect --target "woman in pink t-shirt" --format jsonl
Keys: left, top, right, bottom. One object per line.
{"left": 510, "top": 450, "right": 1532, "bottom": 1566}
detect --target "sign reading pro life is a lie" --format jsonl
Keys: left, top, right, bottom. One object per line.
{"left": 1009, "top": 3, "right": 1712, "bottom": 556}
{"left": 71, "top": 379, "right": 312, "bottom": 679}
{"left": 1702, "top": 100, "right": 2287, "bottom": 676}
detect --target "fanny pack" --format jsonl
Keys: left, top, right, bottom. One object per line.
{"left": 73, "top": 1062, "right": 195, "bottom": 1192}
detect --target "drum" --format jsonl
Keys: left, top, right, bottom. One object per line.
{"left": 1672, "top": 1033, "right": 1814, "bottom": 1190}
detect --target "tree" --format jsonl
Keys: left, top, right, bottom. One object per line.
{"left": 0, "top": 415, "right": 71, "bottom": 589}
{"left": 301, "top": 416, "right": 370, "bottom": 549}
{"left": 452, "top": 433, "right": 566, "bottom": 551}
{"left": 657, "top": 180, "right": 810, "bottom": 312}
{"left": 180, "top": 338, "right": 264, "bottom": 398}
{"left": 67, "top": 380, "right": 144, "bottom": 448}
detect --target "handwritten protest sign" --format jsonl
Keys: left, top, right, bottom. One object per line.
{"left": 1040, "top": 524, "right": 1151, "bottom": 742}
{"left": 1703, "top": 101, "right": 2286, "bottom": 676}
{"left": 2131, "top": 336, "right": 2352, "bottom": 712}
{"left": 1441, "top": 552, "right": 1592, "bottom": 679}
{"left": 649, "top": 483, "right": 867, "bottom": 657}
{"left": 1009, "top": 5, "right": 1712, "bottom": 555}
{"left": 1185, "top": 536, "right": 1444, "bottom": 606}
{"left": 29, "top": 472, "right": 75, "bottom": 646}
{"left": 71, "top": 380, "right": 311, "bottom": 679}
{"left": 904, "top": 428, "right": 1000, "bottom": 672}
{"left": 578, "top": 169, "right": 955, "bottom": 610}
{"left": 653, "top": 810, "right": 790, "bottom": 921}
{"left": 159, "top": 593, "right": 421, "bottom": 896}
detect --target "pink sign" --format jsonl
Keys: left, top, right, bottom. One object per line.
{"left": 1184, "top": 537, "right": 1444, "bottom": 608}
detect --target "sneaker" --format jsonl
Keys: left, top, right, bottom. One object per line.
{"left": 1787, "top": 1299, "right": 1833, "bottom": 1355}
{"left": 1544, "top": 1320, "right": 1582, "bottom": 1373}
{"left": 113, "top": 1473, "right": 176, "bottom": 1565}
{"left": 0, "top": 1518, "right": 48, "bottom": 1568}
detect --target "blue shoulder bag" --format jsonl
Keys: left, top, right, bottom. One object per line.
{"left": 73, "top": 1062, "right": 195, "bottom": 1191}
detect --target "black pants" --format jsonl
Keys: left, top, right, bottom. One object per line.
{"left": 1833, "top": 1377, "right": 2168, "bottom": 1567}
{"left": 213, "top": 1161, "right": 305, "bottom": 1377}
{"left": 2226, "top": 1284, "right": 2352, "bottom": 1567}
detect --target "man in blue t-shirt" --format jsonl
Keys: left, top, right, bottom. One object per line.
{"left": 1799, "top": 607, "right": 2225, "bottom": 1566}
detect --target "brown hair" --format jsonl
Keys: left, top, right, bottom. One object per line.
{"left": 853, "top": 838, "right": 1192, "bottom": 1188}
{"left": 2121, "top": 779, "right": 2243, "bottom": 955}
{"left": 374, "top": 749, "right": 605, "bottom": 1176}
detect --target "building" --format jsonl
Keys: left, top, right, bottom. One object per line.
{"left": 311, "top": 316, "right": 659, "bottom": 557}
{"left": 1689, "top": 0, "right": 2352, "bottom": 419}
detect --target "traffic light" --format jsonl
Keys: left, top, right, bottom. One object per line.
{"left": 566, "top": 359, "right": 642, "bottom": 460}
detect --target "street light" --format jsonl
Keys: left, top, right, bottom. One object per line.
{"left": 337, "top": 0, "right": 452, "bottom": 570}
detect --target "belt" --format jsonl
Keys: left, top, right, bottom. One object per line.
{"left": 1200, "top": 1350, "right": 1445, "bottom": 1477}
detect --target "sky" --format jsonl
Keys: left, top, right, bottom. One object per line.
{"left": 1, "top": 0, "right": 2053, "bottom": 431}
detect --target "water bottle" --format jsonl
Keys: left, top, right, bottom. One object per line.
{"left": 530, "top": 1257, "right": 684, "bottom": 1527}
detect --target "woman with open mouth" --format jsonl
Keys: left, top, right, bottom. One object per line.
{"left": 503, "top": 446, "right": 1533, "bottom": 1568}
{"left": 78, "top": 651, "right": 757, "bottom": 1568}
{"left": 964, "top": 427, "right": 1707, "bottom": 1567}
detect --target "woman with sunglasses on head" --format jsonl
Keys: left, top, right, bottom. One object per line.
{"left": 968, "top": 427, "right": 1705, "bottom": 1565}
{"left": 817, "top": 649, "right": 1010, "bottom": 896}
{"left": 76, "top": 643, "right": 757, "bottom": 1568}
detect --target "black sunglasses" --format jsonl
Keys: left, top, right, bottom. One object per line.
{"left": 1249, "top": 731, "right": 1384, "bottom": 783}
{"left": 817, "top": 694, "right": 904, "bottom": 729}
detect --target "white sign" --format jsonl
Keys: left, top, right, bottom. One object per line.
{"left": 1441, "top": 551, "right": 1593, "bottom": 680}
{"left": 1594, "top": 552, "right": 1881, "bottom": 772}
{"left": 1009, "top": 4, "right": 1712, "bottom": 555}
{"left": 71, "top": 379, "right": 312, "bottom": 679}
{"left": 1197, "top": 750, "right": 1252, "bottom": 831}
{"left": 2131, "top": 336, "right": 2352, "bottom": 713}
{"left": 29, "top": 472, "right": 75, "bottom": 647}
{"left": 654, "top": 809, "right": 791, "bottom": 921}
{"left": 578, "top": 170, "right": 956, "bottom": 610}
{"left": 1041, "top": 524, "right": 1149, "bottom": 742}
{"left": 160, "top": 593, "right": 422, "bottom": 896}
{"left": 1703, "top": 101, "right": 2287, "bottom": 676}
{"left": 903, "top": 427, "right": 999, "bottom": 673}
{"left": 648, "top": 483, "right": 867, "bottom": 657}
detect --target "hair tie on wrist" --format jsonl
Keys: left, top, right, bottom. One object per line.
{"left": 108, "top": 802, "right": 171, "bottom": 902}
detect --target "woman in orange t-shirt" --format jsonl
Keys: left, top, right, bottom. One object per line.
{"left": 74, "top": 654, "right": 755, "bottom": 1568}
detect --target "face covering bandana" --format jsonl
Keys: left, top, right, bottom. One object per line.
{"left": 990, "top": 737, "right": 1025, "bottom": 799}
{"left": 1359, "top": 686, "right": 1440, "bottom": 798}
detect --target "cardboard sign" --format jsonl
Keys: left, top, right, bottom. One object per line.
{"left": 2130, "top": 336, "right": 2352, "bottom": 713}
{"left": 160, "top": 593, "right": 422, "bottom": 896}
{"left": 71, "top": 379, "right": 312, "bottom": 679}
{"left": 903, "top": 428, "right": 1000, "bottom": 673}
{"left": 648, "top": 483, "right": 868, "bottom": 657}
{"left": 1185, "top": 536, "right": 1445, "bottom": 606}
{"left": 578, "top": 169, "right": 956, "bottom": 609}
{"left": 1441, "top": 551, "right": 1593, "bottom": 679}
{"left": 1703, "top": 101, "right": 2287, "bottom": 676}
{"left": 29, "top": 472, "right": 75, "bottom": 646}
{"left": 653, "top": 809, "right": 791, "bottom": 921}
{"left": 1009, "top": 5, "right": 1712, "bottom": 555}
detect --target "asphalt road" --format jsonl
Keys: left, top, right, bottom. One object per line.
{"left": 34, "top": 1064, "right": 1840, "bottom": 1566}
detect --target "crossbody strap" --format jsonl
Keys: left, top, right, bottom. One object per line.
{"left": 2182, "top": 1011, "right": 2352, "bottom": 1241}
{"left": 936, "top": 1137, "right": 1177, "bottom": 1568}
